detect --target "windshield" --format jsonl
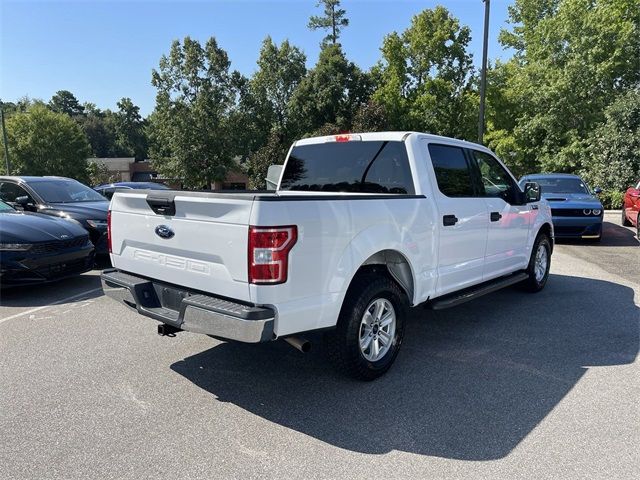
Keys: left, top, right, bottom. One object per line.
{"left": 29, "top": 179, "right": 107, "bottom": 203}
{"left": 529, "top": 177, "right": 590, "bottom": 195}
{"left": 0, "top": 200, "right": 15, "bottom": 212}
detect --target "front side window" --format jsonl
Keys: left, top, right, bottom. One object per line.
{"left": 280, "top": 140, "right": 415, "bottom": 194}
{"left": 427, "top": 144, "right": 475, "bottom": 197}
{"left": 27, "top": 179, "right": 106, "bottom": 203}
{"left": 0, "top": 182, "right": 32, "bottom": 203}
{"left": 471, "top": 150, "right": 517, "bottom": 202}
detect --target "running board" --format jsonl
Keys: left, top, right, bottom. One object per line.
{"left": 430, "top": 272, "right": 529, "bottom": 310}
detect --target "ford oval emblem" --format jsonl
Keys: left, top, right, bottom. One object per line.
{"left": 155, "top": 225, "right": 175, "bottom": 239}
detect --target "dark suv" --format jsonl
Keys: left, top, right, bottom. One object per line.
{"left": 0, "top": 176, "right": 110, "bottom": 254}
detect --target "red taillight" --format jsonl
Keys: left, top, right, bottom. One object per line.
{"left": 107, "top": 210, "right": 112, "bottom": 253}
{"left": 248, "top": 226, "right": 297, "bottom": 285}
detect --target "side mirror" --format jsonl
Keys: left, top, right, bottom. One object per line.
{"left": 14, "top": 195, "right": 36, "bottom": 210}
{"left": 265, "top": 165, "right": 283, "bottom": 191}
{"left": 524, "top": 182, "right": 541, "bottom": 203}
{"left": 594, "top": 187, "right": 602, "bottom": 195}
{"left": 15, "top": 195, "right": 30, "bottom": 206}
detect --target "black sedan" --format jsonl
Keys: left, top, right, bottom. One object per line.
{"left": 0, "top": 176, "right": 110, "bottom": 254}
{"left": 0, "top": 200, "right": 94, "bottom": 287}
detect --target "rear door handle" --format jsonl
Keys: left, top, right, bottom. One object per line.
{"left": 490, "top": 211, "right": 502, "bottom": 222}
{"left": 443, "top": 214, "right": 458, "bottom": 226}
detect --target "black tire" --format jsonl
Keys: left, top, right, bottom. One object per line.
{"left": 519, "top": 233, "right": 552, "bottom": 293}
{"left": 636, "top": 215, "right": 640, "bottom": 242}
{"left": 621, "top": 207, "right": 632, "bottom": 226}
{"left": 325, "top": 272, "right": 407, "bottom": 381}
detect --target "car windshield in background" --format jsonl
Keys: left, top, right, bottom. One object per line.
{"left": 532, "top": 177, "right": 590, "bottom": 194}
{"left": 29, "top": 180, "right": 107, "bottom": 203}
{"left": 279, "top": 140, "right": 415, "bottom": 194}
{"left": 0, "top": 200, "right": 15, "bottom": 212}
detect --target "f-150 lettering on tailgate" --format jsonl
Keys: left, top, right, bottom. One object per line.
{"left": 132, "top": 249, "right": 210, "bottom": 275}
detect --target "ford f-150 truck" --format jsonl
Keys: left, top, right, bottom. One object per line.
{"left": 101, "top": 132, "right": 553, "bottom": 380}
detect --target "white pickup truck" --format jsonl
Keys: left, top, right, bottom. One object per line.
{"left": 102, "top": 132, "right": 553, "bottom": 380}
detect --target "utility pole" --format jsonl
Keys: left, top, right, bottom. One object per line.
{"left": 478, "top": 0, "right": 491, "bottom": 145}
{"left": 0, "top": 103, "right": 10, "bottom": 175}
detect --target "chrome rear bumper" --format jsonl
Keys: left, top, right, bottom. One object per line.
{"left": 101, "top": 269, "right": 275, "bottom": 343}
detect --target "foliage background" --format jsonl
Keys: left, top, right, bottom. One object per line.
{"left": 1, "top": 0, "right": 638, "bottom": 206}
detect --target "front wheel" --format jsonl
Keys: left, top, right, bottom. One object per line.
{"left": 519, "top": 233, "right": 552, "bottom": 292}
{"left": 325, "top": 273, "right": 406, "bottom": 380}
{"left": 621, "top": 207, "right": 632, "bottom": 226}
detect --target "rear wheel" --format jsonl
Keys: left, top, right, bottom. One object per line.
{"left": 636, "top": 214, "right": 640, "bottom": 241}
{"left": 621, "top": 207, "right": 632, "bottom": 226}
{"left": 519, "top": 233, "right": 552, "bottom": 292}
{"left": 325, "top": 273, "right": 406, "bottom": 380}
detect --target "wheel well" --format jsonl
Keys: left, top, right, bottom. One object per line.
{"left": 354, "top": 250, "right": 414, "bottom": 304}
{"left": 538, "top": 223, "right": 554, "bottom": 253}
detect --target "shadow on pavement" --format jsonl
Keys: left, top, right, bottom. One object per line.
{"left": 555, "top": 221, "right": 638, "bottom": 247}
{"left": 0, "top": 272, "right": 103, "bottom": 308}
{"left": 171, "top": 274, "right": 638, "bottom": 460}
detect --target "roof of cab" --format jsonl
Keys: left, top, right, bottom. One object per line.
{"left": 293, "top": 131, "right": 486, "bottom": 149}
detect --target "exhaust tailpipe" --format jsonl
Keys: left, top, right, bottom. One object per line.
{"left": 284, "top": 336, "right": 311, "bottom": 353}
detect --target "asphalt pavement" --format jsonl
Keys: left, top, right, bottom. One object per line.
{"left": 1, "top": 211, "right": 638, "bottom": 479}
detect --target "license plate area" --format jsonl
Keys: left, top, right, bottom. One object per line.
{"left": 154, "top": 284, "right": 189, "bottom": 312}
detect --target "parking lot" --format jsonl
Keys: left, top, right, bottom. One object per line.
{"left": 1, "top": 211, "right": 638, "bottom": 479}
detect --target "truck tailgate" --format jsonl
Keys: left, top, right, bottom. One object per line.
{"left": 109, "top": 191, "right": 254, "bottom": 302}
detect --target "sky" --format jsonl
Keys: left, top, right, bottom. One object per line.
{"left": 1, "top": 0, "right": 515, "bottom": 116}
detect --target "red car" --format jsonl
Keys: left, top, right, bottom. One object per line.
{"left": 622, "top": 180, "right": 640, "bottom": 239}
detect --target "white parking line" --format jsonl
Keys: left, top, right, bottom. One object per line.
{"left": 0, "top": 287, "right": 104, "bottom": 325}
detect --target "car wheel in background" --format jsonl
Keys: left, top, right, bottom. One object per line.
{"left": 519, "top": 233, "right": 552, "bottom": 293}
{"left": 621, "top": 206, "right": 632, "bottom": 226}
{"left": 325, "top": 271, "right": 406, "bottom": 381}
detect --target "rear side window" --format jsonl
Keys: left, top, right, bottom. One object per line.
{"left": 427, "top": 144, "right": 475, "bottom": 197}
{"left": 279, "top": 141, "right": 415, "bottom": 194}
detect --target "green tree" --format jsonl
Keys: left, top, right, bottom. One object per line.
{"left": 87, "top": 160, "right": 118, "bottom": 186}
{"left": 49, "top": 90, "right": 85, "bottom": 117}
{"left": 243, "top": 37, "right": 307, "bottom": 186}
{"left": 246, "top": 130, "right": 290, "bottom": 189}
{"left": 308, "top": 0, "right": 349, "bottom": 46}
{"left": 114, "top": 97, "right": 147, "bottom": 159}
{"left": 250, "top": 37, "right": 307, "bottom": 137}
{"left": 582, "top": 89, "right": 640, "bottom": 203}
{"left": 489, "top": 0, "right": 640, "bottom": 174}
{"left": 351, "top": 100, "right": 390, "bottom": 132}
{"left": 75, "top": 104, "right": 116, "bottom": 158}
{"left": 0, "top": 104, "right": 90, "bottom": 180}
{"left": 372, "top": 7, "right": 477, "bottom": 139}
{"left": 149, "top": 37, "right": 242, "bottom": 188}
{"left": 289, "top": 43, "right": 371, "bottom": 135}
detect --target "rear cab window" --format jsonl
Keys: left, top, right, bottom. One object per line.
{"left": 279, "top": 140, "right": 415, "bottom": 194}
{"left": 426, "top": 144, "right": 475, "bottom": 197}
